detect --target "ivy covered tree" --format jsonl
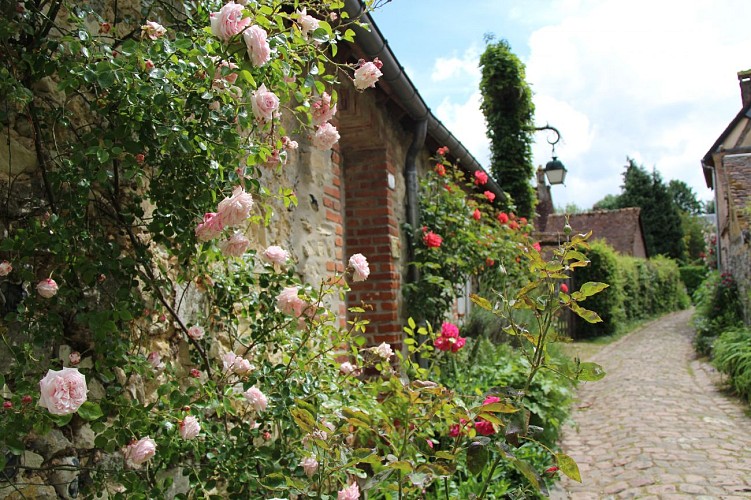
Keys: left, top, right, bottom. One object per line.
{"left": 479, "top": 37, "right": 536, "bottom": 218}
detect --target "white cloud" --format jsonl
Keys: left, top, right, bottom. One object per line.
{"left": 524, "top": 0, "right": 751, "bottom": 209}
{"left": 430, "top": 47, "right": 482, "bottom": 83}
{"left": 434, "top": 91, "right": 490, "bottom": 167}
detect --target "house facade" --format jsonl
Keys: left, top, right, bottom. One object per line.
{"left": 701, "top": 69, "right": 751, "bottom": 319}
{"left": 261, "top": 1, "right": 503, "bottom": 351}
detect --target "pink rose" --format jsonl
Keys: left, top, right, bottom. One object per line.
{"left": 210, "top": 2, "right": 251, "bottom": 42}
{"left": 123, "top": 436, "right": 157, "bottom": 466}
{"left": 222, "top": 352, "right": 252, "bottom": 375}
{"left": 195, "top": 212, "right": 224, "bottom": 241}
{"left": 144, "top": 59, "right": 155, "bottom": 70}
{"left": 276, "top": 286, "right": 305, "bottom": 317}
{"left": 311, "top": 92, "right": 337, "bottom": 125}
{"left": 217, "top": 186, "right": 253, "bottom": 227}
{"left": 348, "top": 253, "right": 370, "bottom": 282}
{"left": 532, "top": 242, "right": 541, "bottom": 252}
{"left": 38, "top": 367, "right": 87, "bottom": 415}
{"left": 497, "top": 212, "right": 509, "bottom": 224}
{"left": 472, "top": 209, "right": 481, "bottom": 221}
{"left": 213, "top": 60, "right": 239, "bottom": 87}
{"left": 263, "top": 245, "right": 289, "bottom": 265}
{"left": 147, "top": 351, "right": 164, "bottom": 370}
{"left": 243, "top": 386, "right": 268, "bottom": 412}
{"left": 296, "top": 8, "right": 320, "bottom": 39}
{"left": 179, "top": 415, "right": 200, "bottom": 440}
{"left": 560, "top": 283, "right": 569, "bottom": 294}
{"left": 339, "top": 361, "right": 357, "bottom": 375}
{"left": 251, "top": 84, "right": 279, "bottom": 122}
{"left": 219, "top": 231, "right": 250, "bottom": 257}
{"left": 374, "top": 342, "right": 393, "bottom": 360}
{"left": 187, "top": 325, "right": 204, "bottom": 341}
{"left": 69, "top": 351, "right": 81, "bottom": 366}
{"left": 141, "top": 21, "right": 166, "bottom": 40}
{"left": 484, "top": 190, "right": 496, "bottom": 202}
{"left": 474, "top": 420, "right": 495, "bottom": 436}
{"left": 0, "top": 260, "right": 12, "bottom": 276}
{"left": 243, "top": 25, "right": 270, "bottom": 67}
{"left": 312, "top": 122, "right": 340, "bottom": 150}
{"left": 300, "top": 455, "right": 318, "bottom": 478}
{"left": 282, "top": 136, "right": 298, "bottom": 150}
{"left": 483, "top": 396, "right": 501, "bottom": 405}
{"left": 36, "top": 278, "right": 58, "bottom": 298}
{"left": 474, "top": 170, "right": 489, "bottom": 185}
{"left": 353, "top": 58, "right": 383, "bottom": 90}
{"left": 338, "top": 482, "right": 360, "bottom": 500}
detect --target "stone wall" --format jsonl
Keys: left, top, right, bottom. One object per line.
{"left": 722, "top": 153, "right": 751, "bottom": 321}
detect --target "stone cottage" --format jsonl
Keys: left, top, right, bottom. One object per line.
{"left": 260, "top": 1, "right": 503, "bottom": 351}
{"left": 701, "top": 69, "right": 751, "bottom": 319}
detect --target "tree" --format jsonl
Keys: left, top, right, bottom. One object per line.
{"left": 592, "top": 194, "right": 621, "bottom": 211}
{"left": 668, "top": 179, "right": 703, "bottom": 215}
{"left": 618, "top": 159, "right": 685, "bottom": 260}
{"left": 479, "top": 38, "right": 536, "bottom": 218}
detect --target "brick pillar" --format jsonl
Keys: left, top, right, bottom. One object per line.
{"left": 336, "top": 83, "right": 405, "bottom": 351}
{"left": 342, "top": 149, "right": 402, "bottom": 350}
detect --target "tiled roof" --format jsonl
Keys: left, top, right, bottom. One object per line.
{"left": 542, "top": 207, "right": 647, "bottom": 257}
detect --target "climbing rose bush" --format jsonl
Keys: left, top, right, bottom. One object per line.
{"left": 37, "top": 368, "right": 88, "bottom": 416}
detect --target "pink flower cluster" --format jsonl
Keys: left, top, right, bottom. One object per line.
{"left": 474, "top": 170, "right": 488, "bottom": 185}
{"left": 243, "top": 386, "right": 268, "bottom": 412}
{"left": 251, "top": 84, "right": 279, "bottom": 122}
{"left": 296, "top": 8, "right": 320, "bottom": 39}
{"left": 196, "top": 186, "right": 253, "bottom": 246}
{"left": 475, "top": 395, "right": 500, "bottom": 436}
{"left": 338, "top": 482, "right": 360, "bottom": 500}
{"left": 312, "top": 92, "right": 337, "bottom": 125}
{"left": 434, "top": 322, "right": 466, "bottom": 352}
{"left": 263, "top": 245, "right": 290, "bottom": 265}
{"left": 141, "top": 21, "right": 166, "bottom": 40}
{"left": 276, "top": 286, "right": 308, "bottom": 318}
{"left": 209, "top": 3, "right": 270, "bottom": 66}
{"left": 222, "top": 352, "right": 253, "bottom": 375}
{"left": 353, "top": 58, "right": 383, "bottom": 91}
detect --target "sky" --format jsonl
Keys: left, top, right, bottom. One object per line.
{"left": 370, "top": 0, "right": 751, "bottom": 210}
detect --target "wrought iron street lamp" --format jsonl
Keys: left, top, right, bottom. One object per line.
{"left": 534, "top": 125, "right": 567, "bottom": 185}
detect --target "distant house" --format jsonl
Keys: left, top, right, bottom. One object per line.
{"left": 538, "top": 208, "right": 649, "bottom": 258}
{"left": 701, "top": 69, "right": 751, "bottom": 319}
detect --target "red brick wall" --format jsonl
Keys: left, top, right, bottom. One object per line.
{"left": 337, "top": 87, "right": 405, "bottom": 350}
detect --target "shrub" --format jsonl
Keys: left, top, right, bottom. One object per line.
{"left": 712, "top": 327, "right": 751, "bottom": 401}
{"left": 679, "top": 265, "right": 710, "bottom": 299}
{"left": 692, "top": 271, "right": 744, "bottom": 355}
{"left": 573, "top": 241, "right": 689, "bottom": 338}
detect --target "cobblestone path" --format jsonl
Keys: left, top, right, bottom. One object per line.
{"left": 551, "top": 309, "right": 751, "bottom": 499}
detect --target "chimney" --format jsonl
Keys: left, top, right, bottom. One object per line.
{"left": 534, "top": 167, "right": 553, "bottom": 232}
{"left": 739, "top": 69, "right": 751, "bottom": 107}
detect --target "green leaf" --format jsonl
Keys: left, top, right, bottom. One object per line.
{"left": 510, "top": 457, "right": 541, "bottom": 490}
{"left": 77, "top": 401, "right": 104, "bottom": 421}
{"left": 386, "top": 460, "right": 413, "bottom": 473}
{"left": 470, "top": 294, "right": 493, "bottom": 311}
{"left": 556, "top": 453, "right": 582, "bottom": 482}
{"left": 290, "top": 407, "right": 315, "bottom": 433}
{"left": 571, "top": 281, "right": 609, "bottom": 301}
{"left": 577, "top": 362, "right": 606, "bottom": 381}
{"left": 479, "top": 401, "right": 518, "bottom": 413}
{"left": 569, "top": 302, "right": 603, "bottom": 323}
{"left": 50, "top": 413, "right": 73, "bottom": 427}
{"left": 240, "top": 70, "right": 255, "bottom": 86}
{"left": 435, "top": 451, "right": 456, "bottom": 460}
{"left": 466, "top": 442, "right": 488, "bottom": 476}
{"left": 96, "top": 148, "right": 110, "bottom": 164}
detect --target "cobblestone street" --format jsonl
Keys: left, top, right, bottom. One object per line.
{"left": 552, "top": 310, "right": 751, "bottom": 499}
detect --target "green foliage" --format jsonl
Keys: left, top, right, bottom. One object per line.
{"left": 668, "top": 179, "right": 703, "bottom": 215}
{"left": 592, "top": 193, "right": 621, "bottom": 211}
{"left": 404, "top": 151, "right": 533, "bottom": 327}
{"left": 712, "top": 327, "right": 751, "bottom": 401}
{"left": 479, "top": 38, "right": 536, "bottom": 218}
{"left": 679, "top": 265, "right": 709, "bottom": 298}
{"left": 573, "top": 241, "right": 689, "bottom": 338}
{"left": 618, "top": 159, "right": 686, "bottom": 260}
{"left": 692, "top": 271, "right": 744, "bottom": 355}
{"left": 680, "top": 211, "right": 709, "bottom": 264}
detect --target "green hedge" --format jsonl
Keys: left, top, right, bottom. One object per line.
{"left": 572, "top": 241, "right": 690, "bottom": 338}
{"left": 679, "top": 265, "right": 710, "bottom": 298}
{"left": 712, "top": 327, "right": 751, "bottom": 401}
